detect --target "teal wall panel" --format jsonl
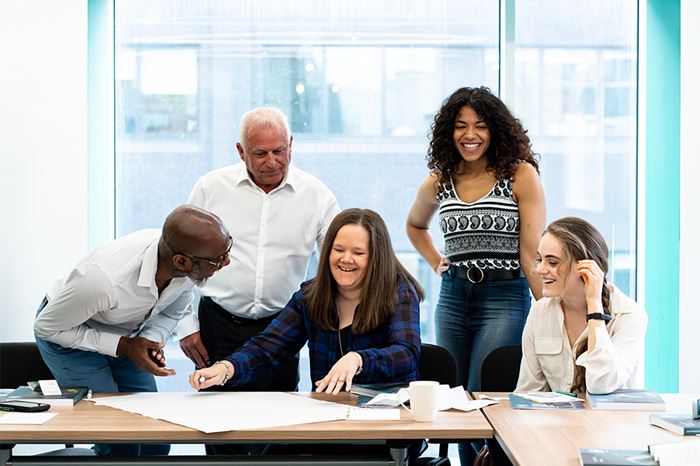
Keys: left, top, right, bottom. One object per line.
{"left": 644, "top": 0, "right": 680, "bottom": 392}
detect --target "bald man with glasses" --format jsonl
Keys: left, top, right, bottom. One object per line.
{"left": 34, "top": 205, "right": 231, "bottom": 457}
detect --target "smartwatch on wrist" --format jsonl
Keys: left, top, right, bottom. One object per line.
{"left": 586, "top": 312, "right": 612, "bottom": 322}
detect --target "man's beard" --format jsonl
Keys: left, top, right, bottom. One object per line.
{"left": 192, "top": 277, "right": 208, "bottom": 287}
{"left": 189, "top": 263, "right": 208, "bottom": 287}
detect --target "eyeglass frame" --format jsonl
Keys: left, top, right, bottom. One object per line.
{"left": 178, "top": 236, "right": 233, "bottom": 269}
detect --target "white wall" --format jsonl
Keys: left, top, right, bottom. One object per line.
{"left": 0, "top": 2, "right": 88, "bottom": 342}
{"left": 679, "top": 0, "right": 700, "bottom": 392}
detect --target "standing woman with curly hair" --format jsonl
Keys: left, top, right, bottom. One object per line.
{"left": 407, "top": 86, "right": 545, "bottom": 464}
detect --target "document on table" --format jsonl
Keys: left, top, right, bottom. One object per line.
{"left": 362, "top": 385, "right": 497, "bottom": 412}
{"left": 92, "top": 392, "right": 349, "bottom": 433}
{"left": 438, "top": 386, "right": 498, "bottom": 412}
{"left": 0, "top": 412, "right": 57, "bottom": 424}
{"left": 346, "top": 407, "right": 400, "bottom": 421}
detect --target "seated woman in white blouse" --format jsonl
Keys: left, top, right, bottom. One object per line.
{"left": 515, "top": 216, "right": 648, "bottom": 394}
{"left": 476, "top": 217, "right": 649, "bottom": 466}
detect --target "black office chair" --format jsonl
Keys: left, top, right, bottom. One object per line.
{"left": 480, "top": 345, "right": 522, "bottom": 392}
{"left": 480, "top": 346, "right": 522, "bottom": 466}
{"left": 414, "top": 343, "right": 458, "bottom": 466}
{"left": 0, "top": 341, "right": 95, "bottom": 456}
{"left": 0, "top": 341, "right": 54, "bottom": 388}
{"left": 418, "top": 343, "right": 458, "bottom": 387}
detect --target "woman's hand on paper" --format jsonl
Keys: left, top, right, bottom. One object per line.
{"left": 189, "top": 362, "right": 228, "bottom": 390}
{"left": 314, "top": 352, "right": 361, "bottom": 395}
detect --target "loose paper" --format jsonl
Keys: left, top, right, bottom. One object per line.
{"left": 38, "top": 380, "right": 62, "bottom": 396}
{"left": 0, "top": 412, "right": 57, "bottom": 425}
{"left": 362, "top": 385, "right": 497, "bottom": 412}
{"left": 346, "top": 407, "right": 400, "bottom": 421}
{"left": 92, "top": 392, "right": 349, "bottom": 433}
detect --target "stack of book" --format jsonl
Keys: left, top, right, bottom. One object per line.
{"left": 578, "top": 448, "right": 657, "bottom": 465}
{"left": 587, "top": 389, "right": 665, "bottom": 411}
{"left": 649, "top": 414, "right": 700, "bottom": 436}
{"left": 509, "top": 392, "right": 585, "bottom": 410}
{"left": 349, "top": 383, "right": 405, "bottom": 398}
{"left": 580, "top": 441, "right": 700, "bottom": 466}
{"left": 2, "top": 385, "right": 89, "bottom": 407}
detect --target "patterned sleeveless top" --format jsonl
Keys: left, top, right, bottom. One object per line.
{"left": 437, "top": 178, "right": 520, "bottom": 270}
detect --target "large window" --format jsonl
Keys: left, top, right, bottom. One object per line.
{"left": 115, "top": 0, "right": 637, "bottom": 391}
{"left": 115, "top": 1, "right": 499, "bottom": 358}
{"left": 514, "top": 0, "right": 638, "bottom": 294}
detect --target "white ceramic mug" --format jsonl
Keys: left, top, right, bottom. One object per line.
{"left": 400, "top": 380, "right": 439, "bottom": 422}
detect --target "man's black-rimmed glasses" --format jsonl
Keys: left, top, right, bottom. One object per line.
{"left": 180, "top": 236, "right": 233, "bottom": 269}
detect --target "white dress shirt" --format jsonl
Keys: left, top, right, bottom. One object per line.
{"left": 34, "top": 229, "right": 195, "bottom": 357}
{"left": 516, "top": 284, "right": 648, "bottom": 394}
{"left": 176, "top": 163, "right": 339, "bottom": 335}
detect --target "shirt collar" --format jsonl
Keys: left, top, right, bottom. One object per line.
{"left": 234, "top": 164, "right": 298, "bottom": 193}
{"left": 137, "top": 237, "right": 160, "bottom": 296}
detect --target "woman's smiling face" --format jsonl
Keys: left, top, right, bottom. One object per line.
{"left": 329, "top": 223, "right": 370, "bottom": 294}
{"left": 535, "top": 232, "right": 582, "bottom": 298}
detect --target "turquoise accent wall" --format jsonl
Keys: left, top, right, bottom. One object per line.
{"left": 644, "top": 0, "right": 680, "bottom": 392}
{"left": 87, "top": 0, "right": 114, "bottom": 249}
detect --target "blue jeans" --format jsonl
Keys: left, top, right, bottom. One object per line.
{"left": 35, "top": 300, "right": 170, "bottom": 456}
{"left": 435, "top": 266, "right": 530, "bottom": 465}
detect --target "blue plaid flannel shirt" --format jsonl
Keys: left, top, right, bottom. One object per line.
{"left": 225, "top": 276, "right": 421, "bottom": 387}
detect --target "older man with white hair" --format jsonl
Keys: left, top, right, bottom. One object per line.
{"left": 177, "top": 108, "right": 339, "bottom": 406}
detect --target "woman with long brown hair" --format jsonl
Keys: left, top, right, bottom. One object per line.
{"left": 190, "top": 208, "right": 423, "bottom": 393}
{"left": 516, "top": 216, "right": 647, "bottom": 394}
{"left": 477, "top": 217, "right": 648, "bottom": 466}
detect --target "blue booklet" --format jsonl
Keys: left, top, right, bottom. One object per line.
{"left": 649, "top": 414, "right": 700, "bottom": 435}
{"left": 4, "top": 385, "right": 88, "bottom": 407}
{"left": 587, "top": 389, "right": 665, "bottom": 411}
{"left": 509, "top": 393, "right": 584, "bottom": 410}
{"left": 350, "top": 383, "right": 405, "bottom": 398}
{"left": 579, "top": 448, "right": 658, "bottom": 466}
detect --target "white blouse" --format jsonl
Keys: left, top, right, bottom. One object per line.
{"left": 515, "top": 285, "right": 648, "bottom": 394}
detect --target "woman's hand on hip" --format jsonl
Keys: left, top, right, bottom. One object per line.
{"left": 434, "top": 256, "right": 451, "bottom": 276}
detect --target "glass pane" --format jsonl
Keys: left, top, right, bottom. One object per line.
{"left": 115, "top": 0, "right": 499, "bottom": 391}
{"left": 514, "top": 0, "right": 637, "bottom": 295}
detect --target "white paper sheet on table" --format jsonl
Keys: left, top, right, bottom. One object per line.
{"left": 438, "top": 386, "right": 498, "bottom": 412}
{"left": 362, "top": 385, "right": 497, "bottom": 412}
{"left": 477, "top": 394, "right": 509, "bottom": 401}
{"left": 92, "top": 392, "right": 349, "bottom": 433}
{"left": 345, "top": 407, "right": 400, "bottom": 421}
{"left": 0, "top": 412, "right": 57, "bottom": 424}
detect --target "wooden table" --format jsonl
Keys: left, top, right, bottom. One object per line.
{"left": 476, "top": 392, "right": 700, "bottom": 466}
{"left": 0, "top": 393, "right": 492, "bottom": 466}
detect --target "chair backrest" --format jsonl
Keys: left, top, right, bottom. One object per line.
{"left": 418, "top": 343, "right": 458, "bottom": 386}
{"left": 480, "top": 344, "right": 523, "bottom": 392}
{"left": 0, "top": 342, "right": 54, "bottom": 388}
